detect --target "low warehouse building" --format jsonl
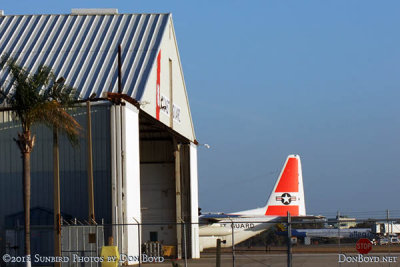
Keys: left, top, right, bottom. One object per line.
{"left": 0, "top": 9, "right": 200, "bottom": 262}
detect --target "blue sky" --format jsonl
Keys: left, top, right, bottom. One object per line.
{"left": 3, "top": 1, "right": 400, "bottom": 217}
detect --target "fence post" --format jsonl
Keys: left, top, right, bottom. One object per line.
{"left": 183, "top": 222, "right": 188, "bottom": 267}
{"left": 96, "top": 224, "right": 99, "bottom": 267}
{"left": 387, "top": 209, "right": 391, "bottom": 256}
{"left": 231, "top": 221, "right": 235, "bottom": 267}
{"left": 216, "top": 239, "right": 221, "bottom": 267}
{"left": 132, "top": 218, "right": 141, "bottom": 267}
{"left": 138, "top": 222, "right": 141, "bottom": 267}
{"left": 287, "top": 211, "right": 292, "bottom": 267}
{"left": 386, "top": 209, "right": 390, "bottom": 236}
{"left": 337, "top": 211, "right": 341, "bottom": 255}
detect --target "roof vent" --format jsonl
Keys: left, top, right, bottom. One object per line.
{"left": 71, "top": 8, "right": 118, "bottom": 15}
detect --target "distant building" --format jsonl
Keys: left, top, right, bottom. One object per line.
{"left": 372, "top": 222, "right": 400, "bottom": 235}
{"left": 328, "top": 216, "right": 357, "bottom": 229}
{"left": 0, "top": 9, "right": 200, "bottom": 263}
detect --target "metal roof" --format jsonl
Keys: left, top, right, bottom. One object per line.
{"left": 0, "top": 13, "right": 170, "bottom": 101}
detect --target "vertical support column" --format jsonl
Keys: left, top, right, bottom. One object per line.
{"left": 121, "top": 103, "right": 127, "bottom": 255}
{"left": 116, "top": 105, "right": 123, "bottom": 252}
{"left": 122, "top": 102, "right": 141, "bottom": 264}
{"left": 174, "top": 140, "right": 182, "bottom": 259}
{"left": 110, "top": 105, "right": 118, "bottom": 246}
{"left": 110, "top": 104, "right": 124, "bottom": 252}
{"left": 87, "top": 101, "right": 95, "bottom": 224}
{"left": 189, "top": 143, "right": 200, "bottom": 258}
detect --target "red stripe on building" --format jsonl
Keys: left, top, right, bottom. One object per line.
{"left": 265, "top": 205, "right": 299, "bottom": 216}
{"left": 156, "top": 50, "right": 161, "bottom": 120}
{"left": 275, "top": 158, "right": 298, "bottom": 192}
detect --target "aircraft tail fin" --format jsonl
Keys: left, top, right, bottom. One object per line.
{"left": 264, "top": 155, "right": 306, "bottom": 216}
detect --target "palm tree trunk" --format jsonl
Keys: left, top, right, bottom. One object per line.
{"left": 17, "top": 131, "right": 35, "bottom": 267}
{"left": 22, "top": 150, "right": 31, "bottom": 267}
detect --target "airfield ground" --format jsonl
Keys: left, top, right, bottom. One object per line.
{"left": 140, "top": 245, "right": 400, "bottom": 266}
{"left": 141, "top": 253, "right": 400, "bottom": 266}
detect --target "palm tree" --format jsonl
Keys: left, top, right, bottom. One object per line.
{"left": 46, "top": 76, "right": 79, "bottom": 267}
{"left": 0, "top": 55, "right": 80, "bottom": 266}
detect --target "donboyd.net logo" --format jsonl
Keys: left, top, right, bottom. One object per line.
{"left": 338, "top": 254, "right": 397, "bottom": 263}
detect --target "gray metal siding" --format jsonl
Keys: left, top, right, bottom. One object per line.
{"left": 0, "top": 116, "right": 24, "bottom": 219}
{"left": 0, "top": 13, "right": 169, "bottom": 101}
{"left": 0, "top": 104, "right": 112, "bottom": 231}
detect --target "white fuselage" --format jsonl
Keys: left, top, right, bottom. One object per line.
{"left": 199, "top": 216, "right": 279, "bottom": 251}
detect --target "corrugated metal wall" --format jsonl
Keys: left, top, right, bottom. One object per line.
{"left": 0, "top": 103, "right": 112, "bottom": 236}
{"left": 0, "top": 13, "right": 169, "bottom": 100}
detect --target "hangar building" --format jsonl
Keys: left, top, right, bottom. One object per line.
{"left": 0, "top": 9, "right": 200, "bottom": 261}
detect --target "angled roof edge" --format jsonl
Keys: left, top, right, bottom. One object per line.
{"left": 168, "top": 15, "right": 196, "bottom": 141}
{"left": 135, "top": 14, "right": 196, "bottom": 141}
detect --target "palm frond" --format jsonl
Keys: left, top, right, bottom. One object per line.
{"left": 31, "top": 65, "right": 54, "bottom": 91}
{"left": 46, "top": 81, "right": 77, "bottom": 107}
{"left": 0, "top": 55, "right": 81, "bottom": 144}
{"left": 29, "top": 101, "right": 82, "bottom": 145}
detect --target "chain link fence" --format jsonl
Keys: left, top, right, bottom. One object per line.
{"left": 3, "top": 214, "right": 400, "bottom": 266}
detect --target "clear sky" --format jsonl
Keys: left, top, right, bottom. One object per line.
{"left": 3, "top": 1, "right": 400, "bottom": 218}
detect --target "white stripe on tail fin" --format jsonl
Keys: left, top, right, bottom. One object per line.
{"left": 264, "top": 154, "right": 306, "bottom": 216}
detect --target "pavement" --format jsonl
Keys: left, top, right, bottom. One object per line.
{"left": 138, "top": 253, "right": 400, "bottom": 267}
